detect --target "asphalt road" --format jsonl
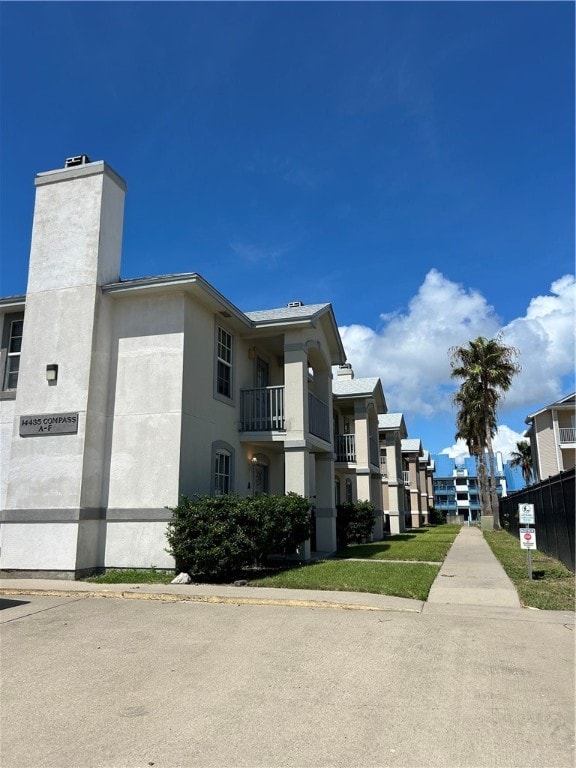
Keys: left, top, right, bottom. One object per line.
{"left": 0, "top": 594, "right": 574, "bottom": 768}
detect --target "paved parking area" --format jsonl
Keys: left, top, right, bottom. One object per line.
{"left": 1, "top": 593, "right": 574, "bottom": 768}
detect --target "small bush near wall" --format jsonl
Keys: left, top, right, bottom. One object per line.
{"left": 337, "top": 500, "right": 376, "bottom": 546}
{"left": 166, "top": 493, "right": 312, "bottom": 580}
{"left": 429, "top": 507, "right": 447, "bottom": 526}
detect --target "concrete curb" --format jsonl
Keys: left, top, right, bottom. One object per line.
{"left": 0, "top": 586, "right": 410, "bottom": 612}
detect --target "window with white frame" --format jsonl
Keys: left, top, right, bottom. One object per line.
{"left": 2, "top": 314, "right": 24, "bottom": 392}
{"left": 214, "top": 449, "right": 231, "bottom": 495}
{"left": 345, "top": 477, "right": 353, "bottom": 503}
{"left": 216, "top": 326, "right": 233, "bottom": 399}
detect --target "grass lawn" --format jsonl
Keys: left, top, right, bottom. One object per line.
{"left": 84, "top": 524, "right": 459, "bottom": 600}
{"left": 334, "top": 524, "right": 461, "bottom": 562}
{"left": 87, "top": 569, "right": 174, "bottom": 585}
{"left": 484, "top": 530, "right": 575, "bottom": 612}
{"left": 249, "top": 560, "right": 440, "bottom": 601}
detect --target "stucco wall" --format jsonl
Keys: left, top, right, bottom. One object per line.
{"left": 0, "top": 400, "right": 15, "bottom": 509}
{"left": 106, "top": 293, "right": 185, "bottom": 510}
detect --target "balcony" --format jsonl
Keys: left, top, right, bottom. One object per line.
{"left": 239, "top": 386, "right": 285, "bottom": 432}
{"left": 335, "top": 434, "right": 356, "bottom": 462}
{"left": 402, "top": 471, "right": 410, "bottom": 486}
{"left": 559, "top": 427, "right": 576, "bottom": 443}
{"left": 239, "top": 387, "right": 330, "bottom": 442}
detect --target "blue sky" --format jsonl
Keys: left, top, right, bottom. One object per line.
{"left": 1, "top": 1, "right": 574, "bottom": 457}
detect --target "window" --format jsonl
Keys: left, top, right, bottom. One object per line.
{"left": 216, "top": 326, "right": 233, "bottom": 400}
{"left": 211, "top": 441, "right": 235, "bottom": 496}
{"left": 214, "top": 450, "right": 231, "bottom": 495}
{"left": 457, "top": 492, "right": 468, "bottom": 501}
{"left": 345, "top": 478, "right": 353, "bottom": 503}
{"left": 2, "top": 313, "right": 24, "bottom": 393}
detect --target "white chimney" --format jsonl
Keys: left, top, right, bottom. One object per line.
{"left": 337, "top": 363, "right": 354, "bottom": 380}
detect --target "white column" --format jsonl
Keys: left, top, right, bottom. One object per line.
{"left": 285, "top": 446, "right": 311, "bottom": 560}
{"left": 315, "top": 453, "right": 337, "bottom": 552}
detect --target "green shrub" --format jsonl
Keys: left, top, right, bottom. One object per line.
{"left": 337, "top": 500, "right": 376, "bottom": 546}
{"left": 165, "top": 493, "right": 312, "bottom": 580}
{"left": 429, "top": 507, "right": 447, "bottom": 525}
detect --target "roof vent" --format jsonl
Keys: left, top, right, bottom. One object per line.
{"left": 65, "top": 155, "right": 91, "bottom": 168}
{"left": 287, "top": 300, "right": 304, "bottom": 308}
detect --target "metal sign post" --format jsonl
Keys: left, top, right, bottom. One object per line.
{"left": 518, "top": 504, "right": 536, "bottom": 580}
{"left": 519, "top": 526, "right": 537, "bottom": 580}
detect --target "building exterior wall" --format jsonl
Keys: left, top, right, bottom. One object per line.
{"left": 534, "top": 411, "right": 559, "bottom": 479}
{"left": 0, "top": 159, "right": 348, "bottom": 576}
{"left": 106, "top": 293, "right": 186, "bottom": 510}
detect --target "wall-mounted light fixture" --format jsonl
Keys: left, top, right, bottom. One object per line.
{"left": 250, "top": 453, "right": 269, "bottom": 467}
{"left": 248, "top": 347, "right": 256, "bottom": 360}
{"left": 46, "top": 364, "right": 58, "bottom": 383}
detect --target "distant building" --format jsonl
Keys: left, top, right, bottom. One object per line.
{"left": 431, "top": 453, "right": 513, "bottom": 522}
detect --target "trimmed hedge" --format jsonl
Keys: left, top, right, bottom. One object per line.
{"left": 336, "top": 500, "right": 376, "bottom": 546}
{"left": 166, "top": 493, "right": 312, "bottom": 579}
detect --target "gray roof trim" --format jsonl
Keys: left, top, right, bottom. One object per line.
{"left": 246, "top": 302, "right": 345, "bottom": 365}
{"left": 525, "top": 392, "right": 576, "bottom": 422}
{"left": 0, "top": 295, "right": 26, "bottom": 309}
{"left": 102, "top": 272, "right": 250, "bottom": 326}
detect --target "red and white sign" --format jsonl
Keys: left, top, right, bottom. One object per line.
{"left": 520, "top": 527, "right": 537, "bottom": 550}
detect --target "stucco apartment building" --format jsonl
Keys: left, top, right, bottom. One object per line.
{"left": 332, "top": 365, "right": 386, "bottom": 538}
{"left": 378, "top": 415, "right": 434, "bottom": 533}
{"left": 0, "top": 156, "right": 437, "bottom": 579}
{"left": 525, "top": 393, "right": 576, "bottom": 482}
{"left": 0, "top": 156, "right": 352, "bottom": 578}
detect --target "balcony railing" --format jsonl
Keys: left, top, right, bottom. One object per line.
{"left": 335, "top": 434, "right": 356, "bottom": 462}
{"left": 402, "top": 471, "right": 410, "bottom": 486}
{"left": 369, "top": 437, "right": 379, "bottom": 468}
{"left": 239, "top": 386, "right": 331, "bottom": 441}
{"left": 308, "top": 392, "right": 330, "bottom": 442}
{"left": 559, "top": 427, "right": 576, "bottom": 443}
{"left": 239, "top": 386, "right": 285, "bottom": 432}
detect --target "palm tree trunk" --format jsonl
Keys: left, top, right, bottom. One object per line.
{"left": 485, "top": 430, "right": 501, "bottom": 529}
{"left": 475, "top": 451, "right": 490, "bottom": 519}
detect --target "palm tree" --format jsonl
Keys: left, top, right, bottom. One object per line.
{"left": 453, "top": 380, "right": 496, "bottom": 519}
{"left": 509, "top": 440, "right": 533, "bottom": 487}
{"left": 450, "top": 335, "right": 520, "bottom": 529}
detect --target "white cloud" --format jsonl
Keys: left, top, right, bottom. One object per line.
{"left": 500, "top": 274, "right": 575, "bottom": 409}
{"left": 229, "top": 241, "right": 287, "bottom": 264}
{"left": 339, "top": 268, "right": 501, "bottom": 416}
{"left": 339, "top": 269, "right": 575, "bottom": 421}
{"left": 440, "top": 425, "right": 528, "bottom": 462}
{"left": 439, "top": 438, "right": 470, "bottom": 461}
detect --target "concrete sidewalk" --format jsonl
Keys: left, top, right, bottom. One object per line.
{"left": 426, "top": 525, "right": 522, "bottom": 609}
{"left": 0, "top": 526, "right": 549, "bottom": 615}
